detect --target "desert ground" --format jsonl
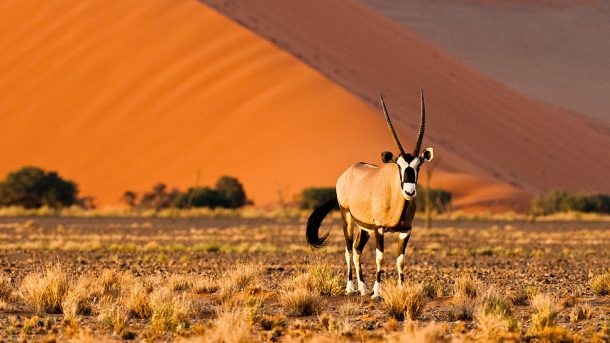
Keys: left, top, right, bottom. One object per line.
{"left": 0, "top": 215, "right": 608, "bottom": 342}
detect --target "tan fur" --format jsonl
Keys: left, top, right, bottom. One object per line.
{"left": 336, "top": 162, "right": 406, "bottom": 228}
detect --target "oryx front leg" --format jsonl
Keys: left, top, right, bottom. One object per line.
{"left": 396, "top": 230, "right": 411, "bottom": 287}
{"left": 372, "top": 228, "right": 384, "bottom": 300}
{"left": 352, "top": 229, "right": 370, "bottom": 296}
{"left": 342, "top": 210, "right": 356, "bottom": 294}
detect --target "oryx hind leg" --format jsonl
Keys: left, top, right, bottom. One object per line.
{"left": 396, "top": 230, "right": 411, "bottom": 287}
{"left": 341, "top": 208, "right": 356, "bottom": 294}
{"left": 353, "top": 228, "right": 370, "bottom": 296}
{"left": 372, "top": 228, "right": 384, "bottom": 300}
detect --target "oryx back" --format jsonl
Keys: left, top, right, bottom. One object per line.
{"left": 337, "top": 162, "right": 406, "bottom": 229}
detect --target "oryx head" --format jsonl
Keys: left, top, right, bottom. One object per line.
{"left": 379, "top": 90, "right": 434, "bottom": 201}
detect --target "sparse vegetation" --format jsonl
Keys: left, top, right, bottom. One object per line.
{"left": 0, "top": 166, "right": 79, "bottom": 209}
{"left": 532, "top": 190, "right": 610, "bottom": 215}
{"left": 19, "top": 264, "right": 69, "bottom": 314}
{"left": 589, "top": 271, "right": 610, "bottom": 295}
{"left": 382, "top": 283, "right": 426, "bottom": 321}
{"left": 299, "top": 187, "right": 337, "bottom": 210}
{"left": 0, "top": 216, "right": 607, "bottom": 341}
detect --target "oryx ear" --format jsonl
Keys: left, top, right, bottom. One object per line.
{"left": 381, "top": 151, "right": 394, "bottom": 163}
{"left": 420, "top": 147, "right": 434, "bottom": 162}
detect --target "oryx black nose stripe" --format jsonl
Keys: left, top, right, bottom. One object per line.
{"left": 404, "top": 168, "right": 416, "bottom": 183}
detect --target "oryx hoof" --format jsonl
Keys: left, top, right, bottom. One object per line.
{"left": 345, "top": 281, "right": 358, "bottom": 295}
{"left": 357, "top": 281, "right": 367, "bottom": 296}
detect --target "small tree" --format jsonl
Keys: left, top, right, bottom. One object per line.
{"left": 299, "top": 187, "right": 337, "bottom": 210}
{"left": 175, "top": 187, "right": 230, "bottom": 209}
{"left": 122, "top": 191, "right": 138, "bottom": 208}
{"left": 215, "top": 176, "right": 248, "bottom": 208}
{"left": 0, "top": 166, "right": 78, "bottom": 208}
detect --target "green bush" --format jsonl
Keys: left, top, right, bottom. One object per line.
{"left": 299, "top": 187, "right": 336, "bottom": 210}
{"left": 532, "top": 191, "right": 610, "bottom": 215}
{"left": 417, "top": 187, "right": 452, "bottom": 213}
{"left": 0, "top": 166, "right": 78, "bottom": 209}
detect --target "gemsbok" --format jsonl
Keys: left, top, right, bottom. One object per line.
{"left": 306, "top": 90, "right": 434, "bottom": 299}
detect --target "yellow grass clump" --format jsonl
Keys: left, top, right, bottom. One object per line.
{"left": 149, "top": 287, "right": 192, "bottom": 333}
{"left": 382, "top": 283, "right": 426, "bottom": 321}
{"left": 0, "top": 272, "right": 12, "bottom": 301}
{"left": 62, "top": 275, "right": 99, "bottom": 321}
{"left": 19, "top": 264, "right": 69, "bottom": 314}
{"left": 530, "top": 293, "right": 560, "bottom": 333}
{"left": 307, "top": 261, "right": 344, "bottom": 296}
{"left": 589, "top": 271, "right": 610, "bottom": 296}
{"left": 205, "top": 307, "right": 254, "bottom": 343}
{"left": 569, "top": 303, "right": 594, "bottom": 323}
{"left": 97, "top": 297, "right": 128, "bottom": 335}
{"left": 219, "top": 262, "right": 263, "bottom": 300}
{"left": 122, "top": 281, "right": 152, "bottom": 319}
{"left": 396, "top": 321, "right": 450, "bottom": 343}
{"left": 453, "top": 275, "right": 480, "bottom": 299}
{"left": 280, "top": 287, "right": 322, "bottom": 317}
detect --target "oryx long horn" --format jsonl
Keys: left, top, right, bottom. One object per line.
{"left": 413, "top": 88, "right": 425, "bottom": 155}
{"left": 380, "top": 94, "right": 406, "bottom": 155}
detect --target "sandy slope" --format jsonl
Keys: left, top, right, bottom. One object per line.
{"left": 0, "top": 0, "right": 594, "bottom": 211}
{"left": 363, "top": 0, "right": 610, "bottom": 125}
{"left": 202, "top": 0, "right": 610, "bottom": 199}
{"left": 0, "top": 0, "right": 399, "bottom": 207}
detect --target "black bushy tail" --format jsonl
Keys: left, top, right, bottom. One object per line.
{"left": 306, "top": 196, "right": 338, "bottom": 249}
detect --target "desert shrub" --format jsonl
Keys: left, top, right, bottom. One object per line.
{"left": 569, "top": 303, "right": 593, "bottom": 323}
{"left": 123, "top": 282, "right": 151, "bottom": 319}
{"left": 532, "top": 190, "right": 610, "bottom": 215}
{"left": 382, "top": 283, "right": 426, "bottom": 321}
{"left": 280, "top": 287, "right": 321, "bottom": 316}
{"left": 19, "top": 264, "right": 69, "bottom": 313}
{"left": 138, "top": 183, "right": 181, "bottom": 211}
{"left": 422, "top": 280, "right": 445, "bottom": 299}
{"left": 307, "top": 262, "right": 344, "bottom": 296}
{"left": 417, "top": 187, "right": 453, "bottom": 213}
{"left": 530, "top": 293, "right": 559, "bottom": 332}
{"left": 0, "top": 166, "right": 78, "bottom": 209}
{"left": 589, "top": 271, "right": 610, "bottom": 295}
{"left": 449, "top": 294, "right": 476, "bottom": 321}
{"left": 219, "top": 263, "right": 262, "bottom": 300}
{"left": 149, "top": 287, "right": 192, "bottom": 332}
{"left": 453, "top": 275, "right": 479, "bottom": 299}
{"left": 0, "top": 272, "right": 12, "bottom": 301}
{"left": 299, "top": 187, "right": 337, "bottom": 210}
{"left": 215, "top": 176, "right": 248, "bottom": 208}
{"left": 62, "top": 275, "right": 102, "bottom": 320}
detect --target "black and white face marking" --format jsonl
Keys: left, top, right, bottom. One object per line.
{"left": 396, "top": 154, "right": 421, "bottom": 201}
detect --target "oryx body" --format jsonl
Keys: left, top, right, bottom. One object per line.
{"left": 306, "top": 91, "right": 433, "bottom": 299}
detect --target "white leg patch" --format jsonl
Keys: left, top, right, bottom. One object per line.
{"left": 372, "top": 281, "right": 381, "bottom": 299}
{"left": 358, "top": 280, "right": 367, "bottom": 296}
{"left": 346, "top": 280, "right": 356, "bottom": 294}
{"left": 397, "top": 253, "right": 405, "bottom": 286}
{"left": 375, "top": 249, "right": 383, "bottom": 270}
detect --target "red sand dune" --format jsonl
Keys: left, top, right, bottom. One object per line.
{"left": 1, "top": 1, "right": 606, "bottom": 211}
{"left": 202, "top": 0, "right": 610, "bottom": 207}
{"left": 0, "top": 0, "right": 416, "bottom": 208}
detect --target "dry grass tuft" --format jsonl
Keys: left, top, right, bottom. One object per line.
{"left": 569, "top": 303, "right": 594, "bottom": 323}
{"left": 338, "top": 299, "right": 363, "bottom": 316}
{"left": 97, "top": 297, "right": 128, "bottom": 335}
{"left": 0, "top": 272, "right": 12, "bottom": 301}
{"left": 475, "top": 288, "right": 517, "bottom": 342}
{"left": 193, "top": 277, "right": 219, "bottom": 294}
{"left": 399, "top": 321, "right": 450, "bottom": 343}
{"left": 319, "top": 313, "right": 354, "bottom": 337}
{"left": 99, "top": 269, "right": 121, "bottom": 294}
{"left": 280, "top": 287, "right": 322, "bottom": 316}
{"left": 453, "top": 275, "right": 479, "bottom": 299}
{"left": 422, "top": 280, "right": 445, "bottom": 299}
{"left": 19, "top": 264, "right": 69, "bottom": 313}
{"left": 219, "top": 262, "right": 263, "bottom": 300}
{"left": 168, "top": 275, "right": 193, "bottom": 292}
{"left": 589, "top": 271, "right": 610, "bottom": 296}
{"left": 307, "top": 261, "right": 344, "bottom": 296}
{"left": 206, "top": 307, "right": 253, "bottom": 343}
{"left": 479, "top": 287, "right": 512, "bottom": 319}
{"left": 449, "top": 294, "right": 476, "bottom": 321}
{"left": 122, "top": 281, "right": 151, "bottom": 319}
{"left": 530, "top": 293, "right": 560, "bottom": 333}
{"left": 149, "top": 286, "right": 192, "bottom": 333}
{"left": 382, "top": 283, "right": 426, "bottom": 321}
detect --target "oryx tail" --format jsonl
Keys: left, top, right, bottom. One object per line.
{"left": 306, "top": 196, "right": 338, "bottom": 249}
